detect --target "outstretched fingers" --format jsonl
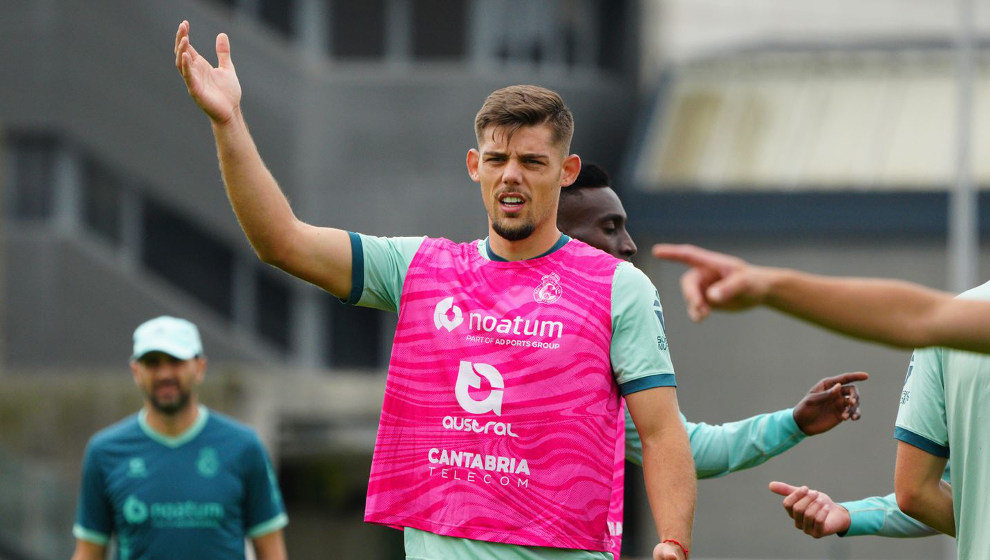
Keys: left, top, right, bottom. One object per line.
{"left": 174, "top": 20, "right": 187, "bottom": 57}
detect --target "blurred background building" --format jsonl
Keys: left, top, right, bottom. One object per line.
{"left": 1, "top": 1, "right": 987, "bottom": 559}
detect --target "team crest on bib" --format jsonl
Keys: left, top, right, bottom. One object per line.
{"left": 533, "top": 273, "right": 562, "bottom": 304}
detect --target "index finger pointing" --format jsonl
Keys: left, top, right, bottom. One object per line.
{"left": 652, "top": 243, "right": 731, "bottom": 270}
{"left": 769, "top": 480, "right": 798, "bottom": 496}
{"left": 820, "top": 371, "right": 870, "bottom": 387}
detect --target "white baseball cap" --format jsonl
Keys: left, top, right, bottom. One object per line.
{"left": 131, "top": 316, "right": 203, "bottom": 361}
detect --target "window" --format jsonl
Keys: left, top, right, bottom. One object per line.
{"left": 326, "top": 301, "right": 382, "bottom": 368}
{"left": 82, "top": 157, "right": 123, "bottom": 246}
{"left": 260, "top": 0, "right": 296, "bottom": 39}
{"left": 330, "top": 0, "right": 386, "bottom": 59}
{"left": 142, "top": 199, "right": 235, "bottom": 318}
{"left": 6, "top": 134, "right": 57, "bottom": 220}
{"left": 256, "top": 268, "right": 292, "bottom": 352}
{"left": 412, "top": 0, "right": 467, "bottom": 60}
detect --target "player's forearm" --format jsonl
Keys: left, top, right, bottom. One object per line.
{"left": 70, "top": 540, "right": 106, "bottom": 560}
{"left": 763, "top": 269, "right": 990, "bottom": 352}
{"left": 688, "top": 409, "right": 803, "bottom": 479}
{"left": 642, "top": 426, "right": 696, "bottom": 551}
{"left": 840, "top": 493, "right": 939, "bottom": 538}
{"left": 211, "top": 110, "right": 301, "bottom": 266}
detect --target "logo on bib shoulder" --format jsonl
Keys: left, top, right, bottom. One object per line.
{"left": 433, "top": 297, "right": 464, "bottom": 332}
{"left": 533, "top": 273, "right": 562, "bottom": 304}
{"left": 455, "top": 361, "right": 504, "bottom": 415}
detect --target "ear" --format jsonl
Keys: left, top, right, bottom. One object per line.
{"left": 193, "top": 357, "right": 207, "bottom": 385}
{"left": 466, "top": 149, "right": 481, "bottom": 183}
{"left": 560, "top": 154, "right": 581, "bottom": 187}
{"left": 130, "top": 361, "right": 141, "bottom": 386}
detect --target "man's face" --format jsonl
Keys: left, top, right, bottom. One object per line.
{"left": 131, "top": 352, "right": 205, "bottom": 415}
{"left": 557, "top": 187, "right": 637, "bottom": 261}
{"left": 467, "top": 124, "right": 579, "bottom": 243}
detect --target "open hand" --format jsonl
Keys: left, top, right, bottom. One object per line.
{"left": 174, "top": 20, "right": 242, "bottom": 124}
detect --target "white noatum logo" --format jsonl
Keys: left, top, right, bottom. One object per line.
{"left": 433, "top": 297, "right": 464, "bottom": 332}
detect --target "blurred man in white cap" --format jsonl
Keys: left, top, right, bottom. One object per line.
{"left": 70, "top": 316, "right": 289, "bottom": 560}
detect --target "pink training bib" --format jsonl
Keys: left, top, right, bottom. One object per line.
{"left": 365, "top": 237, "right": 623, "bottom": 552}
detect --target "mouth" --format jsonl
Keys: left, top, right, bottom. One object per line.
{"left": 154, "top": 382, "right": 179, "bottom": 396}
{"left": 497, "top": 192, "right": 526, "bottom": 214}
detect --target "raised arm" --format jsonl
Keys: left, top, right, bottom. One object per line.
{"left": 626, "top": 387, "right": 696, "bottom": 560}
{"left": 174, "top": 21, "right": 352, "bottom": 297}
{"left": 625, "top": 372, "right": 865, "bottom": 478}
{"left": 652, "top": 244, "right": 990, "bottom": 354}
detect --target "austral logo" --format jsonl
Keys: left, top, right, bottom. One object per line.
{"left": 455, "top": 361, "right": 504, "bottom": 415}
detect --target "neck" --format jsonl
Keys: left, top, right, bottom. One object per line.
{"left": 487, "top": 223, "right": 563, "bottom": 261}
{"left": 143, "top": 399, "right": 200, "bottom": 437}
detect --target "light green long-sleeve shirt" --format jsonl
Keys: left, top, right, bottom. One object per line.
{"left": 838, "top": 466, "right": 947, "bottom": 538}
{"left": 624, "top": 408, "right": 806, "bottom": 478}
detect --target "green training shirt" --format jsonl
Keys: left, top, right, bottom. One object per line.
{"left": 894, "top": 281, "right": 990, "bottom": 559}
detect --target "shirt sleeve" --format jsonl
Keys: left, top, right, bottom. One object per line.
{"left": 72, "top": 442, "right": 112, "bottom": 545}
{"left": 894, "top": 349, "right": 949, "bottom": 458}
{"left": 243, "top": 437, "right": 289, "bottom": 539}
{"left": 839, "top": 493, "right": 940, "bottom": 538}
{"left": 681, "top": 408, "right": 805, "bottom": 479}
{"left": 625, "top": 406, "right": 806, "bottom": 475}
{"left": 342, "top": 233, "right": 425, "bottom": 311}
{"left": 610, "top": 262, "right": 676, "bottom": 394}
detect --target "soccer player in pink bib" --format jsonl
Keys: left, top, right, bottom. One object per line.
{"left": 175, "top": 21, "right": 695, "bottom": 560}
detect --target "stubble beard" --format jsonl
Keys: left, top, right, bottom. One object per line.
{"left": 491, "top": 216, "right": 535, "bottom": 242}
{"left": 148, "top": 386, "right": 192, "bottom": 415}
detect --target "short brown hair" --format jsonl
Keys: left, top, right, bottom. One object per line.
{"left": 474, "top": 85, "right": 574, "bottom": 153}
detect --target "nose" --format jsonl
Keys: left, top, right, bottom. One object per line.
{"left": 620, "top": 232, "right": 637, "bottom": 260}
{"left": 502, "top": 158, "right": 523, "bottom": 185}
{"left": 151, "top": 360, "right": 179, "bottom": 378}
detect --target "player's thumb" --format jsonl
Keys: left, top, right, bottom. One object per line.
{"left": 768, "top": 480, "right": 798, "bottom": 496}
{"left": 216, "top": 33, "right": 233, "bottom": 68}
